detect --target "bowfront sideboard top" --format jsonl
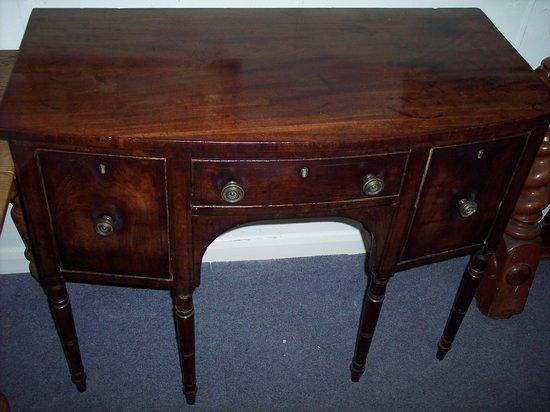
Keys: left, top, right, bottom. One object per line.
{"left": 0, "top": 9, "right": 549, "bottom": 406}
{"left": 0, "top": 8, "right": 548, "bottom": 146}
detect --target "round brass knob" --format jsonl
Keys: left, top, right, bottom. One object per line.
{"left": 221, "top": 181, "right": 245, "bottom": 204}
{"left": 458, "top": 198, "right": 478, "bottom": 218}
{"left": 94, "top": 215, "right": 115, "bottom": 236}
{"left": 362, "top": 174, "right": 384, "bottom": 196}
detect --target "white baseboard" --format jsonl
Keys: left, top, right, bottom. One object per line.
{"left": 202, "top": 228, "right": 367, "bottom": 262}
{"left": 0, "top": 247, "right": 28, "bottom": 274}
{"left": 0, "top": 227, "right": 367, "bottom": 274}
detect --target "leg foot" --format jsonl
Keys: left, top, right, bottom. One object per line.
{"left": 71, "top": 370, "right": 87, "bottom": 392}
{"left": 436, "top": 339, "right": 451, "bottom": 360}
{"left": 437, "top": 252, "right": 489, "bottom": 360}
{"left": 184, "top": 390, "right": 196, "bottom": 405}
{"left": 173, "top": 293, "right": 197, "bottom": 404}
{"left": 350, "top": 274, "right": 390, "bottom": 381}
{"left": 74, "top": 378, "right": 87, "bottom": 393}
{"left": 350, "top": 362, "right": 364, "bottom": 382}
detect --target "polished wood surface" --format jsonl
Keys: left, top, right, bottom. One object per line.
{"left": 403, "top": 135, "right": 526, "bottom": 261}
{"left": 0, "top": 9, "right": 548, "bottom": 147}
{"left": 38, "top": 150, "right": 170, "bottom": 278}
{"left": 192, "top": 152, "right": 407, "bottom": 206}
{"left": 476, "top": 57, "right": 550, "bottom": 318}
{"left": 0, "top": 9, "right": 549, "bottom": 405}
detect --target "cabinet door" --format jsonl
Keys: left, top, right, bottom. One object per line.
{"left": 402, "top": 135, "right": 526, "bottom": 262}
{"left": 38, "top": 150, "right": 170, "bottom": 279}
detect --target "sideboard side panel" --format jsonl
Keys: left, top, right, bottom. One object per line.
{"left": 9, "top": 142, "right": 60, "bottom": 285}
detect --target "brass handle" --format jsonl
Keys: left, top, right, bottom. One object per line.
{"left": 221, "top": 181, "right": 245, "bottom": 204}
{"left": 94, "top": 215, "right": 115, "bottom": 236}
{"left": 362, "top": 174, "right": 384, "bottom": 196}
{"left": 458, "top": 198, "right": 478, "bottom": 218}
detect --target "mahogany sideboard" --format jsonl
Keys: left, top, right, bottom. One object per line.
{"left": 0, "top": 9, "right": 549, "bottom": 405}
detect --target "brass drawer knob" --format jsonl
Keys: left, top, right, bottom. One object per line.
{"left": 94, "top": 215, "right": 115, "bottom": 236}
{"left": 362, "top": 174, "right": 384, "bottom": 196}
{"left": 221, "top": 181, "right": 245, "bottom": 204}
{"left": 458, "top": 198, "right": 478, "bottom": 218}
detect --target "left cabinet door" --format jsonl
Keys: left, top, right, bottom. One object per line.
{"left": 38, "top": 150, "right": 170, "bottom": 279}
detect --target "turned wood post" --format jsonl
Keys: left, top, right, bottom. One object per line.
{"left": 10, "top": 186, "right": 87, "bottom": 391}
{"left": 44, "top": 282, "right": 87, "bottom": 392}
{"left": 475, "top": 57, "right": 550, "bottom": 318}
{"left": 350, "top": 272, "right": 391, "bottom": 381}
{"left": 172, "top": 292, "right": 197, "bottom": 405}
{"left": 437, "top": 251, "right": 490, "bottom": 359}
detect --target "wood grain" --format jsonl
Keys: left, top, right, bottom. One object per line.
{"left": 403, "top": 135, "right": 527, "bottom": 261}
{"left": 192, "top": 152, "right": 408, "bottom": 206}
{"left": 37, "top": 150, "right": 171, "bottom": 279}
{"left": 0, "top": 9, "right": 548, "bottom": 146}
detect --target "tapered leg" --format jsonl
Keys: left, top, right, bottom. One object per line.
{"left": 45, "top": 282, "right": 87, "bottom": 391}
{"left": 350, "top": 273, "right": 390, "bottom": 382}
{"left": 437, "top": 251, "right": 489, "bottom": 360}
{"left": 10, "top": 174, "right": 86, "bottom": 391}
{"left": 173, "top": 293, "right": 197, "bottom": 405}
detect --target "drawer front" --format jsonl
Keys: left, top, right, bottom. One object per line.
{"left": 192, "top": 153, "right": 408, "bottom": 206}
{"left": 402, "top": 135, "right": 527, "bottom": 261}
{"left": 38, "top": 150, "right": 170, "bottom": 279}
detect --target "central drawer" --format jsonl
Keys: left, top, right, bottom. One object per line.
{"left": 192, "top": 152, "right": 409, "bottom": 206}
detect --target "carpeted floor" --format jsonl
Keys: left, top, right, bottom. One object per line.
{"left": 0, "top": 255, "right": 549, "bottom": 411}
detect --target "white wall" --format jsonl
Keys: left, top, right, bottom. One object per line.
{"left": 0, "top": 0, "right": 549, "bottom": 273}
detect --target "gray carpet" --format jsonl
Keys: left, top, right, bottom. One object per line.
{"left": 0, "top": 255, "right": 549, "bottom": 411}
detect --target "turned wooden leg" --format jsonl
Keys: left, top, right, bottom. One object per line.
{"left": 437, "top": 251, "right": 489, "bottom": 360}
{"left": 475, "top": 135, "right": 550, "bottom": 317}
{"left": 10, "top": 187, "right": 86, "bottom": 391}
{"left": 44, "top": 282, "right": 87, "bottom": 391}
{"left": 173, "top": 292, "right": 197, "bottom": 405}
{"left": 350, "top": 272, "right": 390, "bottom": 382}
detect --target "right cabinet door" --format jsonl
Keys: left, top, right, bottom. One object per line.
{"left": 402, "top": 135, "right": 527, "bottom": 262}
